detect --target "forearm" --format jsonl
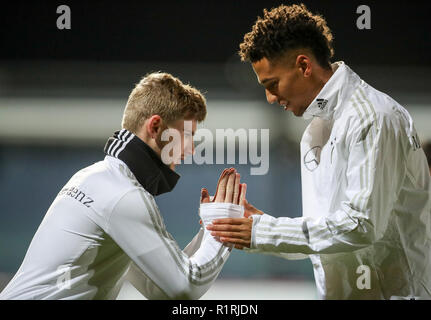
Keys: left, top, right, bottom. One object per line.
{"left": 183, "top": 228, "right": 205, "bottom": 257}
{"left": 124, "top": 262, "right": 169, "bottom": 299}
{"left": 250, "top": 210, "right": 375, "bottom": 255}
{"left": 110, "top": 192, "right": 242, "bottom": 299}
{"left": 126, "top": 229, "right": 209, "bottom": 300}
{"left": 125, "top": 227, "right": 233, "bottom": 300}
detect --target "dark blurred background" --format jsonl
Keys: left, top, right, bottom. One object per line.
{"left": 0, "top": 0, "right": 430, "bottom": 299}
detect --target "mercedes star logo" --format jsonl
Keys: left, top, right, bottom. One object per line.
{"left": 304, "top": 146, "right": 322, "bottom": 171}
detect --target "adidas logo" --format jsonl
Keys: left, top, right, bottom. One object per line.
{"left": 316, "top": 98, "right": 328, "bottom": 110}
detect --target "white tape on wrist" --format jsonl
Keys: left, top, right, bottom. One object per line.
{"left": 199, "top": 202, "right": 244, "bottom": 226}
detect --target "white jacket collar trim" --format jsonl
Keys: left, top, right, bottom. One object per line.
{"left": 303, "top": 61, "right": 361, "bottom": 120}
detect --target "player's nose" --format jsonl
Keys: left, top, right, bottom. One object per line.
{"left": 184, "top": 141, "right": 195, "bottom": 156}
{"left": 265, "top": 89, "right": 277, "bottom": 105}
{"left": 191, "top": 142, "right": 195, "bottom": 155}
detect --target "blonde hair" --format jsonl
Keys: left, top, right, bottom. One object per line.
{"left": 121, "top": 72, "right": 207, "bottom": 133}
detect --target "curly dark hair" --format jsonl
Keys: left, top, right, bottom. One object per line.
{"left": 239, "top": 3, "right": 334, "bottom": 69}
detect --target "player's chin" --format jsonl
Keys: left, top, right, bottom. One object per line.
{"left": 170, "top": 156, "right": 186, "bottom": 170}
{"left": 292, "top": 106, "right": 306, "bottom": 117}
{"left": 284, "top": 104, "right": 298, "bottom": 116}
{"left": 288, "top": 107, "right": 300, "bottom": 117}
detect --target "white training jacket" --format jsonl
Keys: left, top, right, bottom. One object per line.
{"left": 249, "top": 61, "right": 431, "bottom": 299}
{"left": 0, "top": 156, "right": 243, "bottom": 300}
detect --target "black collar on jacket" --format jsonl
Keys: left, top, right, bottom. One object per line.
{"left": 103, "top": 129, "right": 180, "bottom": 196}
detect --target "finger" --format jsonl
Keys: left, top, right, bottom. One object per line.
{"left": 214, "top": 168, "right": 231, "bottom": 202}
{"left": 199, "top": 219, "right": 202, "bottom": 225}
{"left": 220, "top": 237, "right": 250, "bottom": 247}
{"left": 210, "top": 231, "right": 249, "bottom": 239}
{"left": 222, "top": 242, "right": 244, "bottom": 250}
{"left": 239, "top": 183, "right": 247, "bottom": 207}
{"left": 211, "top": 218, "right": 248, "bottom": 225}
{"left": 212, "top": 168, "right": 228, "bottom": 201}
{"left": 224, "top": 169, "right": 236, "bottom": 203}
{"left": 243, "top": 210, "right": 253, "bottom": 218}
{"left": 243, "top": 201, "right": 264, "bottom": 217}
{"left": 200, "top": 188, "right": 210, "bottom": 203}
{"left": 243, "top": 201, "right": 254, "bottom": 218}
{"left": 233, "top": 173, "right": 240, "bottom": 205}
{"left": 207, "top": 224, "right": 245, "bottom": 232}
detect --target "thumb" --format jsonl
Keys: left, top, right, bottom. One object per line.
{"left": 200, "top": 188, "right": 210, "bottom": 203}
{"left": 242, "top": 198, "right": 253, "bottom": 218}
{"left": 243, "top": 200, "right": 263, "bottom": 218}
{"left": 241, "top": 197, "right": 248, "bottom": 207}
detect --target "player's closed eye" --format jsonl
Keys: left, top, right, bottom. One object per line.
{"left": 267, "top": 82, "right": 278, "bottom": 92}
{"left": 184, "top": 132, "right": 194, "bottom": 143}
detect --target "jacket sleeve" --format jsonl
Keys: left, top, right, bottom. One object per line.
{"left": 122, "top": 229, "right": 205, "bottom": 300}
{"left": 250, "top": 113, "right": 407, "bottom": 255}
{"left": 107, "top": 189, "right": 242, "bottom": 299}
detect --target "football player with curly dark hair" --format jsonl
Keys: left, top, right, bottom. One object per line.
{"left": 208, "top": 4, "right": 431, "bottom": 300}
{"left": 239, "top": 3, "right": 335, "bottom": 117}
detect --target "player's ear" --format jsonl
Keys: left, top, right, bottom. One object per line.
{"left": 295, "top": 54, "right": 312, "bottom": 77}
{"left": 146, "top": 115, "right": 163, "bottom": 139}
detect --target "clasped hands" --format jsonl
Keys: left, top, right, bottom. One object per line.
{"left": 200, "top": 168, "right": 263, "bottom": 249}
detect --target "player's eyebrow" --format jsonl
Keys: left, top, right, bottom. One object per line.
{"left": 260, "top": 77, "right": 277, "bottom": 85}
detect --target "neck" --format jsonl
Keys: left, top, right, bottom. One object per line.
{"left": 312, "top": 66, "right": 334, "bottom": 100}
{"left": 136, "top": 127, "right": 176, "bottom": 171}
{"left": 321, "top": 66, "right": 334, "bottom": 84}
{"left": 136, "top": 128, "right": 162, "bottom": 158}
